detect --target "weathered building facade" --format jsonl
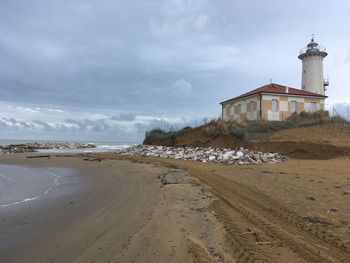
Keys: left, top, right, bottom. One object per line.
{"left": 220, "top": 83, "right": 326, "bottom": 122}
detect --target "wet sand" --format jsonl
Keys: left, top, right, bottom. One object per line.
{"left": 1, "top": 152, "right": 350, "bottom": 263}
{"left": 0, "top": 154, "right": 227, "bottom": 263}
{"left": 0, "top": 164, "right": 79, "bottom": 208}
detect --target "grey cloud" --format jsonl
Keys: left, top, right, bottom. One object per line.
{"left": 110, "top": 113, "right": 136, "bottom": 121}
{"left": 134, "top": 118, "right": 193, "bottom": 134}
{"left": 0, "top": 118, "right": 35, "bottom": 130}
{"left": 0, "top": 117, "right": 116, "bottom": 133}
{"left": 0, "top": 116, "right": 194, "bottom": 135}
{"left": 32, "top": 120, "right": 53, "bottom": 131}
{"left": 171, "top": 79, "right": 193, "bottom": 96}
{"left": 1, "top": 0, "right": 334, "bottom": 113}
{"left": 64, "top": 119, "right": 112, "bottom": 132}
{"left": 1, "top": 1, "right": 350, "bottom": 141}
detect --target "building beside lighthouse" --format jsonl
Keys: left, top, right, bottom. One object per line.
{"left": 220, "top": 37, "right": 328, "bottom": 122}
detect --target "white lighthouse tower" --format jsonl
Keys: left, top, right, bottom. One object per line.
{"left": 298, "top": 36, "right": 328, "bottom": 95}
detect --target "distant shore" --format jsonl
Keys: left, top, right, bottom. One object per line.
{"left": 0, "top": 141, "right": 135, "bottom": 154}
{"left": 0, "top": 142, "right": 96, "bottom": 154}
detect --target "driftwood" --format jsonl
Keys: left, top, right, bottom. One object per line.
{"left": 26, "top": 155, "right": 51, "bottom": 159}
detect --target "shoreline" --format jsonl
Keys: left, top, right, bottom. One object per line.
{"left": 0, "top": 153, "right": 229, "bottom": 263}
{"left": 0, "top": 164, "right": 79, "bottom": 209}
{"left": 1, "top": 152, "right": 350, "bottom": 262}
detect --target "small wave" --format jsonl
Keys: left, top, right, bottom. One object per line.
{"left": 0, "top": 171, "right": 61, "bottom": 208}
{"left": 96, "top": 144, "right": 133, "bottom": 150}
{"left": 45, "top": 171, "right": 61, "bottom": 187}
{"left": 37, "top": 144, "right": 134, "bottom": 154}
{"left": 0, "top": 196, "right": 40, "bottom": 207}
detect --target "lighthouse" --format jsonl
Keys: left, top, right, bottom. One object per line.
{"left": 298, "top": 36, "right": 328, "bottom": 95}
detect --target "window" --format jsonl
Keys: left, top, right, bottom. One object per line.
{"left": 272, "top": 99, "right": 278, "bottom": 112}
{"left": 291, "top": 101, "right": 297, "bottom": 113}
{"left": 248, "top": 101, "right": 254, "bottom": 112}
{"left": 227, "top": 105, "right": 234, "bottom": 115}
{"left": 234, "top": 104, "right": 242, "bottom": 114}
{"left": 310, "top": 102, "right": 317, "bottom": 112}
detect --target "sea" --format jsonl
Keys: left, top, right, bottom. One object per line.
{"left": 0, "top": 139, "right": 138, "bottom": 210}
{"left": 0, "top": 165, "right": 77, "bottom": 208}
{"left": 0, "top": 139, "right": 137, "bottom": 153}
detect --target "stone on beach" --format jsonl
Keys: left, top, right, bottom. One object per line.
{"left": 118, "top": 145, "right": 287, "bottom": 165}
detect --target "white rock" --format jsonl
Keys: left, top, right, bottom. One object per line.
{"left": 236, "top": 151, "right": 244, "bottom": 158}
{"left": 208, "top": 155, "right": 216, "bottom": 161}
{"left": 118, "top": 145, "right": 286, "bottom": 166}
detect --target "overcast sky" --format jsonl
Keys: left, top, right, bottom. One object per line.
{"left": 1, "top": 0, "right": 350, "bottom": 142}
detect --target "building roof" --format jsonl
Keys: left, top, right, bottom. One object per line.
{"left": 220, "top": 83, "right": 327, "bottom": 104}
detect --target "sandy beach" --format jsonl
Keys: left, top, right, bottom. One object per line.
{"left": 1, "top": 153, "right": 350, "bottom": 263}
{"left": 96, "top": 152, "right": 350, "bottom": 263}
{"left": 0, "top": 154, "right": 227, "bottom": 263}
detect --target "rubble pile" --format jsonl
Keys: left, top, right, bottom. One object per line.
{"left": 119, "top": 145, "right": 287, "bottom": 164}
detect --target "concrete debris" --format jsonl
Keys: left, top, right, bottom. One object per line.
{"left": 119, "top": 145, "right": 287, "bottom": 165}
{"left": 0, "top": 142, "right": 96, "bottom": 154}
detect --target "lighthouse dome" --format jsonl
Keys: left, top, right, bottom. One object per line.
{"left": 298, "top": 36, "right": 327, "bottom": 59}
{"left": 306, "top": 38, "right": 319, "bottom": 52}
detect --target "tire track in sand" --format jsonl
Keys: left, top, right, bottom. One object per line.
{"left": 189, "top": 168, "right": 350, "bottom": 263}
